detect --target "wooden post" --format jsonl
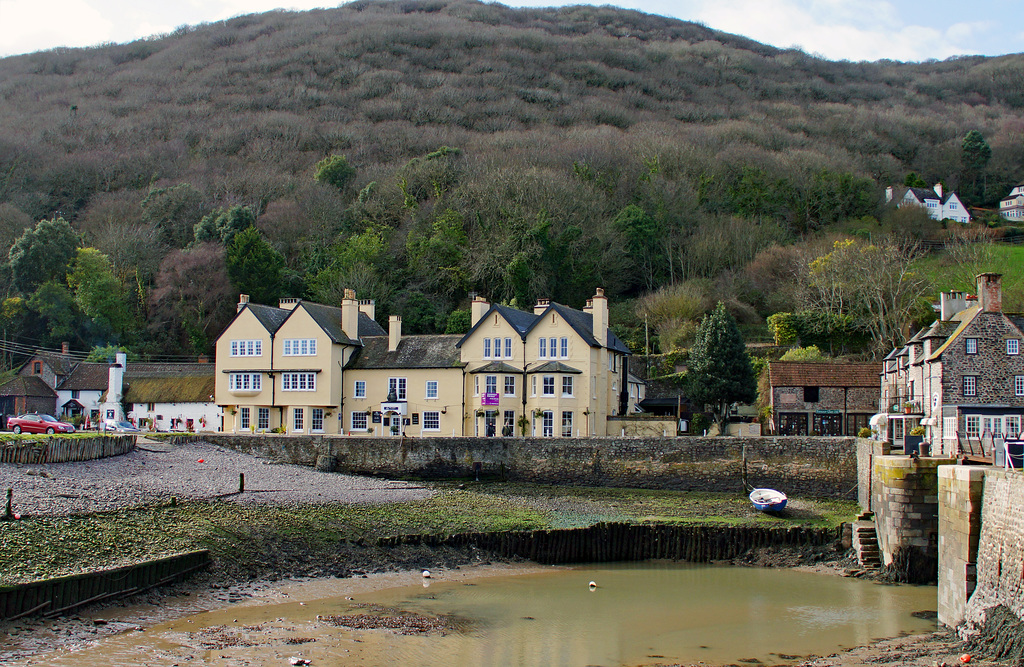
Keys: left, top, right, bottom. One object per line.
{"left": 741, "top": 443, "right": 748, "bottom": 492}
{"left": 239, "top": 473, "right": 245, "bottom": 493}
{"left": 4, "top": 488, "right": 12, "bottom": 519}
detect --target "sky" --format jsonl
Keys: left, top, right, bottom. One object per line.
{"left": 0, "top": 0, "right": 1020, "bottom": 62}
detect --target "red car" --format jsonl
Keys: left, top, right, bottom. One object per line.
{"left": 7, "top": 414, "right": 76, "bottom": 434}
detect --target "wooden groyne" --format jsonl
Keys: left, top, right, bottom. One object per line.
{"left": 377, "top": 522, "right": 842, "bottom": 564}
{"left": 0, "top": 435, "right": 136, "bottom": 465}
{"left": 0, "top": 550, "right": 210, "bottom": 621}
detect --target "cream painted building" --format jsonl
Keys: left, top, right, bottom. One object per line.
{"left": 215, "top": 288, "right": 635, "bottom": 437}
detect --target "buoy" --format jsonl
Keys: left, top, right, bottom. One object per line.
{"left": 198, "top": 459, "right": 204, "bottom": 463}
{"left": 960, "top": 655, "right": 972, "bottom": 664}
{"left": 422, "top": 570, "right": 431, "bottom": 578}
{"left": 588, "top": 581, "right": 597, "bottom": 588}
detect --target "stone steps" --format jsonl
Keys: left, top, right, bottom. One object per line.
{"left": 852, "top": 520, "right": 881, "bottom": 569}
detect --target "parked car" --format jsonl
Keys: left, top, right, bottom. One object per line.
{"left": 103, "top": 420, "right": 141, "bottom": 433}
{"left": 8, "top": 414, "right": 76, "bottom": 434}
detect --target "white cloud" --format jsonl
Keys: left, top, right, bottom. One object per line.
{"left": 690, "top": 0, "right": 976, "bottom": 61}
{"left": 0, "top": 0, "right": 115, "bottom": 55}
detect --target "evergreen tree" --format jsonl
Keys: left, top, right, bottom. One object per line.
{"left": 225, "top": 227, "right": 284, "bottom": 305}
{"left": 961, "top": 130, "right": 992, "bottom": 204}
{"left": 685, "top": 302, "right": 756, "bottom": 433}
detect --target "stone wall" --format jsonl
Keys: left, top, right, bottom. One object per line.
{"left": 857, "top": 438, "right": 891, "bottom": 510}
{"left": 872, "top": 455, "right": 955, "bottom": 583}
{"left": 203, "top": 434, "right": 860, "bottom": 497}
{"left": 937, "top": 465, "right": 987, "bottom": 627}
{"left": 963, "top": 470, "right": 1024, "bottom": 631}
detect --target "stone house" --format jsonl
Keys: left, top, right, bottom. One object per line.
{"left": 880, "top": 273, "right": 1024, "bottom": 456}
{"left": 767, "top": 361, "right": 881, "bottom": 436}
{"left": 215, "top": 288, "right": 635, "bottom": 437}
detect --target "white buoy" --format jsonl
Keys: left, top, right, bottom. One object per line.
{"left": 588, "top": 581, "right": 597, "bottom": 589}
{"left": 422, "top": 570, "right": 431, "bottom": 578}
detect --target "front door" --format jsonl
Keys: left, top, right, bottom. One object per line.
{"left": 484, "top": 411, "right": 497, "bottom": 437}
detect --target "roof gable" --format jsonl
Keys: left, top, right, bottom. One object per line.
{"left": 927, "top": 306, "right": 981, "bottom": 361}
{"left": 0, "top": 375, "right": 57, "bottom": 398}
{"left": 457, "top": 304, "right": 537, "bottom": 348}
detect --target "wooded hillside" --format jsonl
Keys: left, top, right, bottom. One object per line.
{"left": 1, "top": 0, "right": 1022, "bottom": 361}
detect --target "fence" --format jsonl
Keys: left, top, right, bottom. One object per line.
{"left": 0, "top": 550, "right": 210, "bottom": 621}
{"left": 377, "top": 522, "right": 842, "bottom": 564}
{"left": 0, "top": 435, "right": 136, "bottom": 465}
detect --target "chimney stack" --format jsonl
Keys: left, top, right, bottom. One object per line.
{"left": 61, "top": 341, "right": 69, "bottom": 355}
{"left": 885, "top": 186, "right": 893, "bottom": 203}
{"left": 534, "top": 298, "right": 550, "bottom": 315}
{"left": 591, "top": 287, "right": 608, "bottom": 347}
{"left": 471, "top": 294, "right": 489, "bottom": 327}
{"left": 977, "top": 273, "right": 1003, "bottom": 314}
{"left": 940, "top": 291, "right": 968, "bottom": 321}
{"left": 388, "top": 315, "right": 402, "bottom": 352}
{"left": 341, "top": 289, "right": 359, "bottom": 340}
{"left": 237, "top": 294, "right": 249, "bottom": 312}
{"left": 934, "top": 183, "right": 943, "bottom": 199}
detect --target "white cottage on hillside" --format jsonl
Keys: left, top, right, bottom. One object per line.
{"left": 887, "top": 184, "right": 970, "bottom": 223}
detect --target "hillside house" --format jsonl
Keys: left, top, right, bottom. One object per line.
{"left": 887, "top": 184, "right": 970, "bottom": 223}
{"left": 767, "top": 362, "right": 881, "bottom": 436}
{"left": 215, "top": 288, "right": 635, "bottom": 437}
{"left": 880, "top": 273, "right": 1024, "bottom": 458}
{"left": 999, "top": 182, "right": 1024, "bottom": 220}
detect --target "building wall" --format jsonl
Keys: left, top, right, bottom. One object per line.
{"left": 872, "top": 455, "right": 954, "bottom": 583}
{"left": 772, "top": 386, "right": 877, "bottom": 435}
{"left": 937, "top": 465, "right": 987, "bottom": 628}
{"left": 131, "top": 401, "right": 221, "bottom": 432}
{"left": 963, "top": 470, "right": 1024, "bottom": 634}
{"left": 344, "top": 367, "right": 464, "bottom": 437}
{"left": 203, "top": 434, "right": 860, "bottom": 497}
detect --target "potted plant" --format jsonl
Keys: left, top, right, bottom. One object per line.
{"left": 905, "top": 425, "right": 926, "bottom": 455}
{"left": 903, "top": 402, "right": 914, "bottom": 414}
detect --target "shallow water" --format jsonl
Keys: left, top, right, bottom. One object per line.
{"left": 50, "top": 563, "right": 937, "bottom": 667}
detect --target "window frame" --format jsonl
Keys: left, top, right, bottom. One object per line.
{"left": 229, "top": 372, "right": 262, "bottom": 391}
{"left": 966, "top": 338, "right": 978, "bottom": 355}
{"left": 1008, "top": 339, "right": 1020, "bottom": 356}
{"left": 239, "top": 406, "right": 250, "bottom": 430}
{"left": 351, "top": 411, "right": 368, "bottom": 430}
{"left": 425, "top": 380, "right": 438, "bottom": 400}
{"left": 562, "top": 376, "right": 574, "bottom": 397}
{"left": 230, "top": 340, "right": 262, "bottom": 357}
{"left": 293, "top": 407, "right": 304, "bottom": 431}
{"left": 542, "top": 375, "right": 555, "bottom": 396}
{"left": 559, "top": 337, "right": 568, "bottom": 358}
{"left": 311, "top": 407, "right": 324, "bottom": 432}
{"left": 504, "top": 338, "right": 512, "bottom": 358}
{"left": 483, "top": 338, "right": 491, "bottom": 359}
{"left": 282, "top": 338, "right": 317, "bottom": 356}
{"left": 422, "top": 411, "right": 440, "bottom": 431}
{"left": 1015, "top": 375, "right": 1024, "bottom": 397}
{"left": 963, "top": 375, "right": 977, "bottom": 397}
{"left": 282, "top": 372, "right": 316, "bottom": 391}
{"left": 353, "top": 380, "right": 366, "bottom": 399}
{"left": 257, "top": 407, "right": 270, "bottom": 430}
{"left": 561, "top": 410, "right": 573, "bottom": 437}
{"left": 485, "top": 375, "right": 497, "bottom": 395}
{"left": 388, "top": 377, "right": 407, "bottom": 400}
{"left": 504, "top": 375, "right": 516, "bottom": 396}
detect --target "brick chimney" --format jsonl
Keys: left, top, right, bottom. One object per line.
{"left": 388, "top": 315, "right": 402, "bottom": 352}
{"left": 237, "top": 294, "right": 249, "bottom": 312}
{"left": 341, "top": 289, "right": 359, "bottom": 339}
{"left": 61, "top": 341, "right": 69, "bottom": 355}
{"left": 591, "top": 288, "right": 608, "bottom": 347}
{"left": 471, "top": 293, "right": 489, "bottom": 327}
{"left": 977, "top": 273, "right": 1002, "bottom": 313}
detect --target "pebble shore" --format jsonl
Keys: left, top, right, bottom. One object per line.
{"left": 0, "top": 439, "right": 433, "bottom": 516}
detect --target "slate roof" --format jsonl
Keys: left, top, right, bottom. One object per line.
{"left": 0, "top": 375, "right": 57, "bottom": 398}
{"left": 246, "top": 303, "right": 291, "bottom": 334}
{"left": 906, "top": 187, "right": 957, "bottom": 205}
{"left": 528, "top": 361, "right": 583, "bottom": 374}
{"left": 469, "top": 361, "right": 523, "bottom": 374}
{"left": 346, "top": 335, "right": 464, "bottom": 370}
{"left": 768, "top": 362, "right": 881, "bottom": 388}
{"left": 458, "top": 301, "right": 631, "bottom": 354}
{"left": 58, "top": 362, "right": 109, "bottom": 391}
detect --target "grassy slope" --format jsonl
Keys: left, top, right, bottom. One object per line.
{"left": 0, "top": 483, "right": 858, "bottom": 585}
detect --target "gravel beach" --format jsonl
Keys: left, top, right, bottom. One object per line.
{"left": 0, "top": 439, "right": 433, "bottom": 516}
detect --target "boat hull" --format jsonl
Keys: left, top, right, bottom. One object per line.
{"left": 749, "top": 488, "right": 787, "bottom": 512}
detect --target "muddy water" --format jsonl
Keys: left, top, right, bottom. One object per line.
{"left": 47, "top": 563, "right": 937, "bottom": 667}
